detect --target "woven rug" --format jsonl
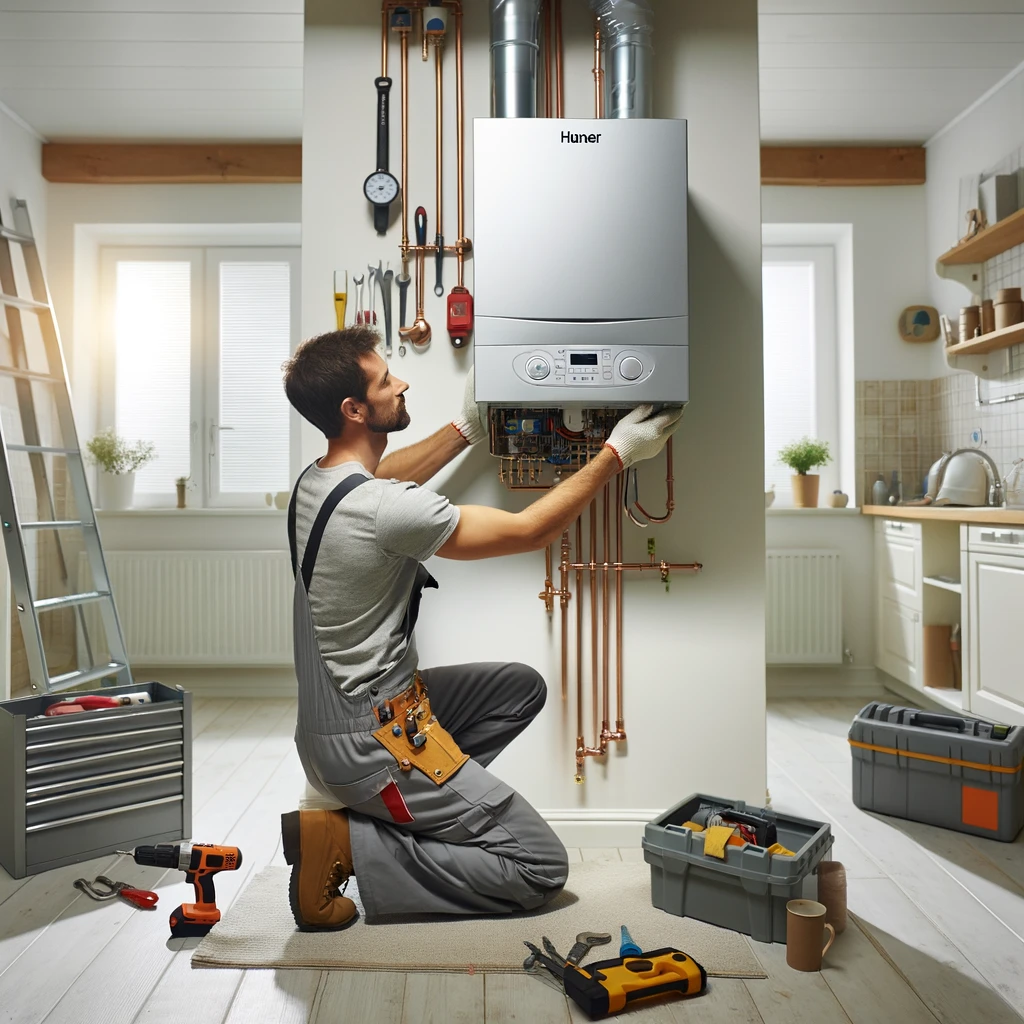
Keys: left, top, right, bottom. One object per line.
{"left": 192, "top": 860, "right": 766, "bottom": 978}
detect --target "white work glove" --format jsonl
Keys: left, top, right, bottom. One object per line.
{"left": 604, "top": 404, "right": 684, "bottom": 470}
{"left": 450, "top": 366, "right": 487, "bottom": 445}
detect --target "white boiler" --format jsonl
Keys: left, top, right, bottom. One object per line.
{"left": 472, "top": 117, "right": 688, "bottom": 405}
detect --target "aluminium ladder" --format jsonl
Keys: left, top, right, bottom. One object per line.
{"left": 0, "top": 198, "right": 132, "bottom": 694}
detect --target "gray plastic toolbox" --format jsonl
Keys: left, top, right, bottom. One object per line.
{"left": 850, "top": 702, "right": 1024, "bottom": 842}
{"left": 0, "top": 681, "right": 192, "bottom": 878}
{"left": 642, "top": 793, "right": 833, "bottom": 944}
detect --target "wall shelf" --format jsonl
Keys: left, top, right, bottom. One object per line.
{"left": 944, "top": 321, "right": 1024, "bottom": 358}
{"left": 937, "top": 206, "right": 1024, "bottom": 267}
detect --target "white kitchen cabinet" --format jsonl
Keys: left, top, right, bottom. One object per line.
{"left": 966, "top": 546, "right": 1024, "bottom": 726}
{"left": 876, "top": 595, "right": 921, "bottom": 687}
{"left": 875, "top": 522, "right": 923, "bottom": 687}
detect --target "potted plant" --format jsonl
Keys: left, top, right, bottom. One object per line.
{"left": 85, "top": 428, "right": 156, "bottom": 510}
{"left": 778, "top": 437, "right": 831, "bottom": 508}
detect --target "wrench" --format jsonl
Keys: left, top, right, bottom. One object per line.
{"left": 542, "top": 937, "right": 566, "bottom": 964}
{"left": 565, "top": 930, "right": 612, "bottom": 967}
{"left": 381, "top": 264, "right": 394, "bottom": 357}
{"left": 367, "top": 263, "right": 378, "bottom": 325}
{"left": 352, "top": 272, "right": 364, "bottom": 325}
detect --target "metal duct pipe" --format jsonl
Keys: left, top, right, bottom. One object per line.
{"left": 490, "top": 0, "right": 543, "bottom": 117}
{"left": 589, "top": 0, "right": 653, "bottom": 118}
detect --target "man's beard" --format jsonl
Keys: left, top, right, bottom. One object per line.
{"left": 367, "top": 398, "right": 410, "bottom": 434}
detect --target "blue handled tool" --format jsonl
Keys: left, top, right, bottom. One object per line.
{"left": 619, "top": 925, "right": 641, "bottom": 957}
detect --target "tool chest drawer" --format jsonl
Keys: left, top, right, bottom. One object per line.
{"left": 0, "top": 681, "right": 192, "bottom": 878}
{"left": 849, "top": 701, "right": 1024, "bottom": 842}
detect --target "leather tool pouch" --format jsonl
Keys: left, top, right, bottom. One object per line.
{"left": 373, "top": 676, "right": 469, "bottom": 786}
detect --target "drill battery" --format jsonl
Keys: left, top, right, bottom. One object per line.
{"left": 563, "top": 947, "right": 707, "bottom": 1018}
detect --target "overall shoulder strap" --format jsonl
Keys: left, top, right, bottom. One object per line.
{"left": 287, "top": 462, "right": 317, "bottom": 576}
{"left": 294, "top": 472, "right": 373, "bottom": 591}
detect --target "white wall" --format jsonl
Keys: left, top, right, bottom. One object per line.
{"left": 0, "top": 106, "right": 47, "bottom": 700}
{"left": 762, "top": 185, "right": 934, "bottom": 380}
{"left": 305, "top": 0, "right": 766, "bottom": 837}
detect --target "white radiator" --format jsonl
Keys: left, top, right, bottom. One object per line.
{"left": 765, "top": 549, "right": 842, "bottom": 665}
{"left": 79, "top": 551, "right": 293, "bottom": 666}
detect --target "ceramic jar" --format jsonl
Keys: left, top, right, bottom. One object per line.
{"left": 995, "top": 287, "right": 1023, "bottom": 331}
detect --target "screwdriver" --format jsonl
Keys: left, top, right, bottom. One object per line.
{"left": 619, "top": 925, "right": 641, "bottom": 957}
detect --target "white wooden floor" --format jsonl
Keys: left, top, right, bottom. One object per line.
{"left": 1, "top": 694, "right": 1022, "bottom": 1024}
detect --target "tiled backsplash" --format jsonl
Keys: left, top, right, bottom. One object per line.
{"left": 857, "top": 372, "right": 1024, "bottom": 505}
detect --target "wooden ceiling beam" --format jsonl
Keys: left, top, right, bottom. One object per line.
{"left": 41, "top": 144, "right": 302, "bottom": 184}
{"left": 761, "top": 146, "right": 926, "bottom": 187}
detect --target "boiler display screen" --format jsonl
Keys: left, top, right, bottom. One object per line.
{"left": 570, "top": 353, "right": 598, "bottom": 366}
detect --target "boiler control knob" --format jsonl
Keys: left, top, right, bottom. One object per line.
{"left": 619, "top": 356, "right": 643, "bottom": 381}
{"left": 526, "top": 355, "right": 550, "bottom": 380}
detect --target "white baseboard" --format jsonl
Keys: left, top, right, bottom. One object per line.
{"left": 767, "top": 665, "right": 887, "bottom": 700}
{"left": 135, "top": 666, "right": 298, "bottom": 699}
{"left": 538, "top": 809, "right": 659, "bottom": 849}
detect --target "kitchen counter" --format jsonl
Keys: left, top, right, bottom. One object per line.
{"left": 862, "top": 505, "right": 1024, "bottom": 525}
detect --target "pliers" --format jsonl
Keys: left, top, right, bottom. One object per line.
{"left": 74, "top": 875, "right": 159, "bottom": 909}
{"left": 523, "top": 940, "right": 566, "bottom": 992}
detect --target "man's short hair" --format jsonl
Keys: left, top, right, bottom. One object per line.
{"left": 282, "top": 327, "right": 380, "bottom": 438}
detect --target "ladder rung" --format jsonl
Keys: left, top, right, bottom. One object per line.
{"left": 0, "top": 225, "right": 34, "bottom": 245}
{"left": 47, "top": 663, "right": 126, "bottom": 689}
{"left": 0, "top": 293, "right": 49, "bottom": 312}
{"left": 8, "top": 444, "right": 78, "bottom": 456}
{"left": 22, "top": 520, "right": 89, "bottom": 531}
{"left": 0, "top": 365, "right": 60, "bottom": 383}
{"left": 33, "top": 590, "right": 110, "bottom": 611}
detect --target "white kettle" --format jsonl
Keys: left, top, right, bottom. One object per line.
{"left": 926, "top": 449, "right": 1003, "bottom": 506}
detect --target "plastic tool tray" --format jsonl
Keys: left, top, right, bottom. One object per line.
{"left": 0, "top": 680, "right": 192, "bottom": 878}
{"left": 850, "top": 702, "right": 1024, "bottom": 842}
{"left": 642, "top": 793, "right": 833, "bottom": 944}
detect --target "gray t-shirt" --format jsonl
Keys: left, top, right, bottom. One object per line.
{"left": 293, "top": 460, "right": 460, "bottom": 696}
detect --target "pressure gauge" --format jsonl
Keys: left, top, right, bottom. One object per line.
{"left": 363, "top": 171, "right": 399, "bottom": 208}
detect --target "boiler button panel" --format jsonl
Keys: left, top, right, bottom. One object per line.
{"left": 513, "top": 348, "right": 651, "bottom": 388}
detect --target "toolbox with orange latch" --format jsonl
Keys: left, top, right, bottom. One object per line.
{"left": 849, "top": 702, "right": 1024, "bottom": 842}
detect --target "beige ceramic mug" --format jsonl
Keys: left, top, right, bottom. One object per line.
{"left": 786, "top": 899, "right": 836, "bottom": 971}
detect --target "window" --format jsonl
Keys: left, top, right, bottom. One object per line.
{"left": 101, "top": 246, "right": 300, "bottom": 507}
{"left": 762, "top": 245, "right": 839, "bottom": 505}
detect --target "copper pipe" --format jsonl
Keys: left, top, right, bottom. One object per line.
{"left": 421, "top": 7, "right": 429, "bottom": 60}
{"left": 614, "top": 473, "right": 625, "bottom": 734}
{"left": 560, "top": 529, "right": 570, "bottom": 702}
{"left": 554, "top": 0, "right": 564, "bottom": 117}
{"left": 543, "top": 0, "right": 553, "bottom": 118}
{"left": 601, "top": 483, "right": 610, "bottom": 736}
{"left": 382, "top": 6, "right": 389, "bottom": 78}
{"left": 575, "top": 517, "right": 584, "bottom": 744}
{"left": 589, "top": 499, "right": 598, "bottom": 750}
{"left": 593, "top": 29, "right": 602, "bottom": 119}
{"left": 541, "top": 543, "right": 553, "bottom": 614}
{"left": 567, "top": 560, "right": 702, "bottom": 574}
{"left": 434, "top": 37, "right": 443, "bottom": 256}
{"left": 454, "top": 2, "right": 466, "bottom": 287}
{"left": 634, "top": 438, "right": 676, "bottom": 523}
{"left": 400, "top": 26, "right": 410, "bottom": 257}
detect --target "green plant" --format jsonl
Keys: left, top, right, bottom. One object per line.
{"left": 85, "top": 428, "right": 156, "bottom": 475}
{"left": 778, "top": 437, "right": 831, "bottom": 476}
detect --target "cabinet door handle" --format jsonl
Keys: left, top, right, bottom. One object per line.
{"left": 980, "top": 530, "right": 1020, "bottom": 544}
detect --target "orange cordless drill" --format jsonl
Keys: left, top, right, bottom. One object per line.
{"left": 118, "top": 842, "right": 242, "bottom": 937}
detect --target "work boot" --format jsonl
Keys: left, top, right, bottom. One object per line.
{"left": 281, "top": 809, "right": 358, "bottom": 931}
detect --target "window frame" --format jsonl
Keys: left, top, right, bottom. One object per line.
{"left": 762, "top": 244, "right": 841, "bottom": 504}
{"left": 99, "top": 244, "right": 301, "bottom": 509}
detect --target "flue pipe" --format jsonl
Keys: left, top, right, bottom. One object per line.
{"left": 554, "top": 0, "right": 564, "bottom": 116}
{"left": 588, "top": 0, "right": 653, "bottom": 118}
{"left": 490, "top": 0, "right": 543, "bottom": 116}
{"left": 543, "top": 0, "right": 553, "bottom": 117}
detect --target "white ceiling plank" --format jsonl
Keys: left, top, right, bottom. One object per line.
{"left": 40, "top": 111, "right": 301, "bottom": 142}
{"left": 758, "top": 41, "right": 1024, "bottom": 70}
{"left": 761, "top": 68, "right": 1005, "bottom": 94}
{"left": 0, "top": 12, "right": 303, "bottom": 43}
{"left": 760, "top": 13, "right": 1024, "bottom": 45}
{"left": 2, "top": 89, "right": 302, "bottom": 115}
{"left": 0, "top": 66, "right": 303, "bottom": 91}
{"left": 0, "top": 41, "right": 302, "bottom": 68}
{"left": 2, "top": 0, "right": 301, "bottom": 10}
{"left": 760, "top": 0, "right": 1024, "bottom": 12}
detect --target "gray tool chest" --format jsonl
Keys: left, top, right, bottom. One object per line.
{"left": 850, "top": 702, "right": 1024, "bottom": 842}
{"left": 643, "top": 793, "right": 833, "bottom": 943}
{"left": 0, "top": 681, "right": 191, "bottom": 878}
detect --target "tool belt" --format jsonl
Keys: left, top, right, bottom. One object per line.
{"left": 372, "top": 673, "right": 469, "bottom": 786}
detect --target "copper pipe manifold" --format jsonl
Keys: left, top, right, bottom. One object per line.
{"left": 537, "top": 469, "right": 702, "bottom": 783}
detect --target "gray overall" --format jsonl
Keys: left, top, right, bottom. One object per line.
{"left": 288, "top": 469, "right": 569, "bottom": 921}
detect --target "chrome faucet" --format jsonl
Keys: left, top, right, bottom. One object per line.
{"left": 933, "top": 448, "right": 1004, "bottom": 506}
